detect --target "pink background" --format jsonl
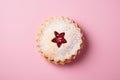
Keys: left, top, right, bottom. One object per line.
{"left": 0, "top": 0, "right": 120, "bottom": 80}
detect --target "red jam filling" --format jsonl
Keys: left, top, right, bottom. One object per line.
{"left": 52, "top": 31, "right": 67, "bottom": 48}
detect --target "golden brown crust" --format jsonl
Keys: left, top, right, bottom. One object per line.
{"left": 36, "top": 16, "right": 84, "bottom": 65}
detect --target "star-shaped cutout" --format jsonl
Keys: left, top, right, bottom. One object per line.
{"left": 51, "top": 31, "right": 67, "bottom": 48}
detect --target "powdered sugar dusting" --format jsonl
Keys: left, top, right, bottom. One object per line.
{"left": 39, "top": 17, "right": 83, "bottom": 61}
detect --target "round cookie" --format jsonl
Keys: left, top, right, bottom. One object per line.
{"left": 36, "top": 16, "right": 84, "bottom": 64}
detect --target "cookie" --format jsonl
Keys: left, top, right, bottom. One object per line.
{"left": 36, "top": 16, "right": 84, "bottom": 64}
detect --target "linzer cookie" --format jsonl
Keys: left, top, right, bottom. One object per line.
{"left": 36, "top": 16, "right": 84, "bottom": 64}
